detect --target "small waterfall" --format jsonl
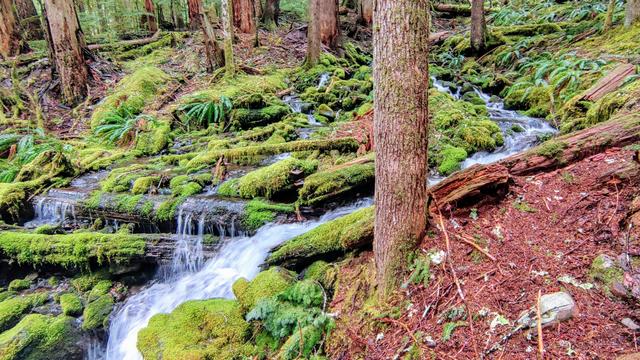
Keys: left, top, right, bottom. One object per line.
{"left": 104, "top": 198, "right": 372, "bottom": 360}
{"left": 317, "top": 73, "right": 330, "bottom": 88}
{"left": 24, "top": 196, "right": 76, "bottom": 228}
{"left": 86, "top": 338, "right": 106, "bottom": 360}
{"left": 170, "top": 208, "right": 205, "bottom": 275}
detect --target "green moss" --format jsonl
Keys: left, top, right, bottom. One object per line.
{"left": 90, "top": 66, "right": 172, "bottom": 129}
{"left": 232, "top": 267, "right": 295, "bottom": 313}
{"left": 155, "top": 196, "right": 186, "bottom": 222}
{"left": 438, "top": 146, "right": 468, "bottom": 176}
{"left": 512, "top": 200, "right": 538, "bottom": 213}
{"left": 87, "top": 280, "right": 112, "bottom": 302}
{"left": 114, "top": 194, "right": 143, "bottom": 213}
{"left": 131, "top": 176, "right": 160, "bottom": 195}
{"left": 0, "top": 314, "right": 82, "bottom": 360}
{"left": 7, "top": 279, "right": 31, "bottom": 292}
{"left": 589, "top": 254, "right": 624, "bottom": 294}
{"left": 268, "top": 206, "right": 374, "bottom": 267}
{"left": 298, "top": 160, "right": 374, "bottom": 206}
{"left": 59, "top": 293, "right": 83, "bottom": 316}
{"left": 186, "top": 138, "right": 360, "bottom": 169}
{"left": 137, "top": 299, "right": 253, "bottom": 360}
{"left": 183, "top": 72, "right": 286, "bottom": 105}
{"left": 237, "top": 158, "right": 317, "bottom": 200}
{"left": 231, "top": 105, "right": 291, "bottom": 130}
{"left": 71, "top": 275, "right": 100, "bottom": 293}
{"left": 217, "top": 178, "right": 240, "bottom": 197}
{"left": 135, "top": 120, "right": 172, "bottom": 156}
{"left": 0, "top": 177, "right": 48, "bottom": 220}
{"left": 242, "top": 199, "right": 295, "bottom": 231}
{"left": 0, "top": 232, "right": 145, "bottom": 269}
{"left": 0, "top": 293, "right": 48, "bottom": 332}
{"left": 82, "top": 294, "right": 114, "bottom": 331}
{"left": 535, "top": 140, "right": 567, "bottom": 159}
{"left": 33, "top": 224, "right": 62, "bottom": 235}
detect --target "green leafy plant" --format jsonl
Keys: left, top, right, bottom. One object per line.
{"left": 94, "top": 108, "right": 157, "bottom": 146}
{"left": 178, "top": 95, "right": 233, "bottom": 131}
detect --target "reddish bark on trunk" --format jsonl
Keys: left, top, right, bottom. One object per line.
{"left": 319, "top": 0, "right": 340, "bottom": 48}
{"left": 43, "top": 0, "right": 89, "bottom": 104}
{"left": 233, "top": 0, "right": 255, "bottom": 33}
{"left": 0, "top": 0, "right": 30, "bottom": 59}
{"left": 144, "top": 0, "right": 158, "bottom": 32}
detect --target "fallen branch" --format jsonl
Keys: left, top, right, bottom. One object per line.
{"left": 537, "top": 289, "right": 544, "bottom": 360}
{"left": 88, "top": 30, "right": 161, "bottom": 51}
{"left": 454, "top": 233, "right": 497, "bottom": 261}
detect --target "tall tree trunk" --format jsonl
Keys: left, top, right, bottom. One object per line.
{"left": 233, "top": 0, "right": 255, "bottom": 33}
{"left": 16, "top": 0, "right": 44, "bottom": 40}
{"left": 254, "top": 0, "right": 262, "bottom": 20}
{"left": 470, "top": 0, "right": 486, "bottom": 53}
{"left": 144, "top": 0, "right": 158, "bottom": 32}
{"left": 188, "top": 0, "right": 202, "bottom": 30}
{"left": 195, "top": 0, "right": 223, "bottom": 71}
{"left": 44, "top": 0, "right": 88, "bottom": 104}
{"left": 0, "top": 0, "right": 30, "bottom": 59}
{"left": 319, "top": 0, "right": 340, "bottom": 48}
{"left": 373, "top": 0, "right": 429, "bottom": 297}
{"left": 604, "top": 0, "right": 616, "bottom": 30}
{"left": 625, "top": 0, "right": 640, "bottom": 27}
{"left": 357, "top": 0, "right": 373, "bottom": 26}
{"left": 221, "top": 0, "right": 235, "bottom": 75}
{"left": 305, "top": 0, "right": 320, "bottom": 67}
{"left": 262, "top": 0, "right": 279, "bottom": 29}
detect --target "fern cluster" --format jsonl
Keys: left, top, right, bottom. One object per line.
{"left": 94, "top": 105, "right": 158, "bottom": 146}
{"left": 246, "top": 280, "right": 334, "bottom": 359}
{"left": 178, "top": 95, "right": 233, "bottom": 131}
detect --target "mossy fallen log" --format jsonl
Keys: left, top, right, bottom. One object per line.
{"left": 88, "top": 30, "right": 161, "bottom": 51}
{"left": 185, "top": 138, "right": 360, "bottom": 169}
{"left": 432, "top": 3, "right": 496, "bottom": 16}
{"left": 494, "top": 23, "right": 563, "bottom": 36}
{"left": 267, "top": 206, "right": 374, "bottom": 269}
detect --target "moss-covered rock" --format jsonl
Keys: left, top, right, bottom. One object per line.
{"left": 0, "top": 314, "right": 83, "bottom": 360}
{"left": 589, "top": 254, "right": 624, "bottom": 294}
{"left": 241, "top": 200, "right": 295, "bottom": 231}
{"left": 131, "top": 176, "right": 160, "bottom": 195}
{"left": 236, "top": 158, "right": 317, "bottom": 200}
{"left": 231, "top": 104, "right": 291, "bottom": 130}
{"left": 7, "top": 279, "right": 31, "bottom": 292}
{"left": 135, "top": 119, "right": 172, "bottom": 156}
{"left": 437, "top": 146, "right": 468, "bottom": 175}
{"left": 87, "top": 280, "right": 112, "bottom": 302}
{"left": 232, "top": 267, "right": 295, "bottom": 313}
{"left": 137, "top": 299, "right": 253, "bottom": 360}
{"left": 297, "top": 159, "right": 374, "bottom": 206}
{"left": 82, "top": 294, "right": 114, "bottom": 331}
{"left": 0, "top": 232, "right": 146, "bottom": 269}
{"left": 0, "top": 293, "right": 48, "bottom": 332}
{"left": 268, "top": 206, "right": 374, "bottom": 268}
{"left": 59, "top": 293, "right": 83, "bottom": 317}
{"left": 90, "top": 66, "right": 172, "bottom": 129}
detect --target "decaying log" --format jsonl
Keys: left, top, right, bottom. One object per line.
{"left": 433, "top": 3, "right": 496, "bottom": 16}
{"left": 431, "top": 114, "right": 640, "bottom": 210}
{"left": 88, "top": 30, "right": 161, "bottom": 51}
{"left": 429, "top": 31, "right": 453, "bottom": 45}
{"left": 430, "top": 163, "right": 510, "bottom": 208}
{"left": 580, "top": 63, "right": 636, "bottom": 101}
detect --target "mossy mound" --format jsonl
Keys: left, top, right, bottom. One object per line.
{"left": 232, "top": 267, "right": 296, "bottom": 313}
{"left": 7, "top": 279, "right": 31, "bottom": 292}
{"left": 59, "top": 293, "right": 83, "bottom": 317}
{"left": 82, "top": 294, "right": 114, "bottom": 331}
{"left": 0, "top": 232, "right": 146, "bottom": 269}
{"left": 0, "top": 314, "right": 82, "bottom": 360}
{"left": 0, "top": 293, "right": 48, "bottom": 333}
{"left": 0, "top": 177, "right": 48, "bottom": 221}
{"left": 297, "top": 159, "right": 374, "bottom": 206}
{"left": 235, "top": 158, "right": 318, "bottom": 200}
{"left": 268, "top": 206, "right": 374, "bottom": 268}
{"left": 241, "top": 200, "right": 295, "bottom": 231}
{"left": 183, "top": 72, "right": 287, "bottom": 105}
{"left": 437, "top": 146, "right": 468, "bottom": 175}
{"left": 137, "top": 299, "right": 253, "bottom": 360}
{"left": 90, "top": 66, "right": 172, "bottom": 129}
{"left": 134, "top": 119, "right": 172, "bottom": 155}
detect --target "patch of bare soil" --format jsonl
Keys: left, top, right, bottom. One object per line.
{"left": 332, "top": 148, "right": 640, "bottom": 359}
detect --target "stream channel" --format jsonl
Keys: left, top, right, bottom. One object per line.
{"left": 17, "top": 76, "right": 556, "bottom": 359}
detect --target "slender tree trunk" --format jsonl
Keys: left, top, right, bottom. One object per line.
{"left": 16, "top": 0, "right": 44, "bottom": 40}
{"left": 254, "top": 0, "right": 262, "bottom": 20}
{"left": 44, "top": 0, "right": 88, "bottom": 104}
{"left": 195, "top": 0, "right": 223, "bottom": 71}
{"left": 373, "top": 0, "right": 430, "bottom": 297}
{"left": 144, "top": 0, "right": 158, "bottom": 32}
{"left": 0, "top": 0, "right": 31, "bottom": 59}
{"left": 625, "top": 0, "right": 640, "bottom": 27}
{"left": 305, "top": 0, "right": 320, "bottom": 67}
{"left": 221, "top": 0, "right": 235, "bottom": 75}
{"left": 604, "top": 0, "right": 616, "bottom": 30}
{"left": 470, "top": 0, "right": 486, "bottom": 53}
{"left": 319, "top": 0, "right": 340, "bottom": 49}
{"left": 357, "top": 0, "right": 373, "bottom": 26}
{"left": 233, "top": 0, "right": 255, "bottom": 33}
{"left": 262, "top": 0, "right": 279, "bottom": 29}
{"left": 188, "top": 0, "right": 201, "bottom": 30}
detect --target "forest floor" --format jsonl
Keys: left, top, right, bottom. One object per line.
{"left": 331, "top": 146, "right": 640, "bottom": 359}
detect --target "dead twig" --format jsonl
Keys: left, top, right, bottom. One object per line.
{"left": 454, "top": 233, "right": 497, "bottom": 261}
{"left": 537, "top": 289, "right": 544, "bottom": 360}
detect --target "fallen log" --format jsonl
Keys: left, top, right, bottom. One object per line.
{"left": 429, "top": 31, "right": 453, "bottom": 45}
{"left": 494, "top": 23, "right": 562, "bottom": 36}
{"left": 88, "top": 30, "right": 161, "bottom": 51}
{"left": 430, "top": 113, "right": 640, "bottom": 210}
{"left": 580, "top": 63, "right": 636, "bottom": 102}
{"left": 433, "top": 3, "right": 496, "bottom": 16}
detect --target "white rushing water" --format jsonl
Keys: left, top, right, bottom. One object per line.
{"left": 103, "top": 199, "right": 372, "bottom": 359}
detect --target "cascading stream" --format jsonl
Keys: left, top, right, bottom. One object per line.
{"left": 103, "top": 199, "right": 372, "bottom": 359}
